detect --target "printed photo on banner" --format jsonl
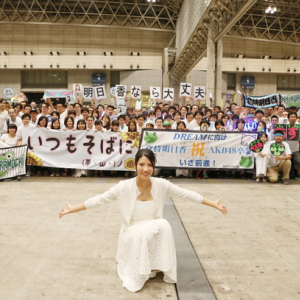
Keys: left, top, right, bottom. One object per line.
{"left": 0, "top": 145, "right": 27, "bottom": 179}
{"left": 115, "top": 85, "right": 127, "bottom": 99}
{"left": 73, "top": 83, "right": 83, "bottom": 99}
{"left": 23, "top": 127, "right": 140, "bottom": 171}
{"left": 140, "top": 129, "right": 257, "bottom": 169}
{"left": 117, "top": 100, "right": 127, "bottom": 115}
{"left": 194, "top": 86, "right": 206, "bottom": 100}
{"left": 94, "top": 86, "right": 106, "bottom": 100}
{"left": 179, "top": 83, "right": 192, "bottom": 97}
{"left": 163, "top": 88, "right": 174, "bottom": 101}
{"left": 131, "top": 85, "right": 141, "bottom": 99}
{"left": 243, "top": 94, "right": 280, "bottom": 108}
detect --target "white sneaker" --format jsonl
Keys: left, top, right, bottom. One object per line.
{"left": 50, "top": 173, "right": 55, "bottom": 177}
{"left": 26, "top": 172, "right": 31, "bottom": 177}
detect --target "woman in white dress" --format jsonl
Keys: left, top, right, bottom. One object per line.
{"left": 59, "top": 149, "right": 227, "bottom": 292}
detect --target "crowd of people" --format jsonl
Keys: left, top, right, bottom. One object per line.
{"left": 0, "top": 96, "right": 299, "bottom": 184}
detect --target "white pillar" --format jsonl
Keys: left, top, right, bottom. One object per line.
{"left": 206, "top": 31, "right": 215, "bottom": 107}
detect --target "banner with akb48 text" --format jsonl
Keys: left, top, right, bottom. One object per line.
{"left": 243, "top": 94, "right": 280, "bottom": 108}
{"left": 0, "top": 145, "right": 27, "bottom": 179}
{"left": 140, "top": 129, "right": 258, "bottom": 169}
{"left": 22, "top": 127, "right": 140, "bottom": 171}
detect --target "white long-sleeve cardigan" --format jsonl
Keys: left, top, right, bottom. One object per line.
{"left": 85, "top": 177, "right": 203, "bottom": 227}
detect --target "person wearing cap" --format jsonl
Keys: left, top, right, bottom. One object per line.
{"left": 29, "top": 108, "right": 38, "bottom": 126}
{"left": 266, "top": 131, "right": 292, "bottom": 185}
{"left": 244, "top": 113, "right": 258, "bottom": 131}
{"left": 163, "top": 120, "right": 172, "bottom": 130}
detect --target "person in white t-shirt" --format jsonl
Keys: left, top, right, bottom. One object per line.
{"left": 3, "top": 108, "right": 22, "bottom": 133}
{"left": 136, "top": 114, "right": 145, "bottom": 133}
{"left": 0, "top": 99, "right": 9, "bottom": 135}
{"left": 0, "top": 124, "right": 20, "bottom": 147}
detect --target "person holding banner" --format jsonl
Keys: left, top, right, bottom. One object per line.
{"left": 0, "top": 124, "right": 21, "bottom": 180}
{"left": 59, "top": 149, "right": 227, "bottom": 292}
{"left": 266, "top": 132, "right": 292, "bottom": 185}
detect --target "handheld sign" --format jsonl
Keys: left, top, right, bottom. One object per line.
{"left": 249, "top": 139, "right": 264, "bottom": 153}
{"left": 270, "top": 143, "right": 285, "bottom": 156}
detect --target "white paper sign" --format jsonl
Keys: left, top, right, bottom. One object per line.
{"left": 130, "top": 85, "right": 142, "bottom": 99}
{"left": 73, "top": 84, "right": 83, "bottom": 93}
{"left": 83, "top": 86, "right": 94, "bottom": 99}
{"left": 135, "top": 100, "right": 142, "bottom": 110}
{"left": 194, "top": 86, "right": 206, "bottom": 100}
{"left": 180, "top": 83, "right": 192, "bottom": 97}
{"left": 163, "top": 88, "right": 174, "bottom": 101}
{"left": 150, "top": 87, "right": 161, "bottom": 99}
{"left": 94, "top": 86, "right": 106, "bottom": 100}
{"left": 115, "top": 85, "right": 127, "bottom": 99}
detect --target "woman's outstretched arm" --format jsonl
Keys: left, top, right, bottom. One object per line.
{"left": 202, "top": 198, "right": 227, "bottom": 215}
{"left": 59, "top": 201, "right": 86, "bottom": 218}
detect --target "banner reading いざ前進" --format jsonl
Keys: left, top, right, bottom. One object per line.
{"left": 140, "top": 129, "right": 258, "bottom": 169}
{"left": 0, "top": 145, "right": 27, "bottom": 179}
{"left": 22, "top": 127, "right": 140, "bottom": 171}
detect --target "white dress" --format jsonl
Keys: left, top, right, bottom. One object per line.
{"left": 116, "top": 199, "right": 177, "bottom": 292}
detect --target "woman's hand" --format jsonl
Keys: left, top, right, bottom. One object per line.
{"left": 59, "top": 201, "right": 73, "bottom": 218}
{"left": 214, "top": 198, "right": 228, "bottom": 215}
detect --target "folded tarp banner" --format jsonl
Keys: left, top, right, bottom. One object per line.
{"left": 243, "top": 94, "right": 280, "bottom": 108}
{"left": 140, "top": 129, "right": 258, "bottom": 169}
{"left": 0, "top": 145, "right": 27, "bottom": 179}
{"left": 281, "top": 94, "right": 300, "bottom": 107}
{"left": 23, "top": 127, "right": 140, "bottom": 171}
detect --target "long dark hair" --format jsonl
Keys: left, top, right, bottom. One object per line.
{"left": 135, "top": 149, "right": 156, "bottom": 170}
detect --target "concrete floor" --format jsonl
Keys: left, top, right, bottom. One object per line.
{"left": 0, "top": 177, "right": 300, "bottom": 300}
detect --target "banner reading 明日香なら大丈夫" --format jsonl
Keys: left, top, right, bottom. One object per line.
{"left": 0, "top": 145, "right": 27, "bottom": 179}
{"left": 140, "top": 129, "right": 258, "bottom": 169}
{"left": 22, "top": 127, "right": 140, "bottom": 171}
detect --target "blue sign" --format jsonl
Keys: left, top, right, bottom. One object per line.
{"left": 241, "top": 76, "right": 255, "bottom": 89}
{"left": 92, "top": 73, "right": 106, "bottom": 87}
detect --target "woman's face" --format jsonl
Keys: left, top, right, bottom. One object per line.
{"left": 260, "top": 135, "right": 267, "bottom": 144}
{"left": 39, "top": 119, "right": 47, "bottom": 127}
{"left": 217, "top": 112, "right": 223, "bottom": 120}
{"left": 77, "top": 122, "right": 85, "bottom": 130}
{"left": 136, "top": 156, "right": 154, "bottom": 179}
{"left": 112, "top": 125, "right": 119, "bottom": 132}
{"left": 216, "top": 123, "right": 223, "bottom": 131}
{"left": 67, "top": 119, "right": 73, "bottom": 128}
{"left": 52, "top": 120, "right": 60, "bottom": 129}
{"left": 93, "top": 111, "right": 98, "bottom": 119}
{"left": 129, "top": 123, "right": 136, "bottom": 131}
{"left": 103, "top": 117, "right": 109, "bottom": 124}
{"left": 177, "top": 123, "right": 185, "bottom": 130}
{"left": 8, "top": 127, "right": 16, "bottom": 135}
